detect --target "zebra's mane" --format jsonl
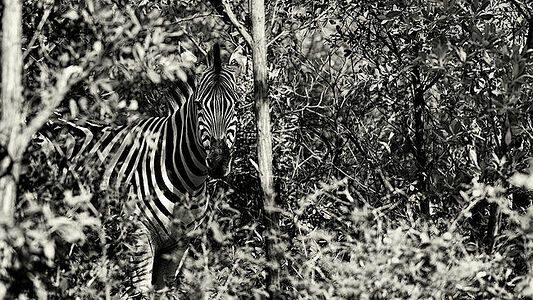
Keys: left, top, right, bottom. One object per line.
{"left": 213, "top": 43, "right": 222, "bottom": 75}
{"left": 168, "top": 69, "right": 196, "bottom": 112}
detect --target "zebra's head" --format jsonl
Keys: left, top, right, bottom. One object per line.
{"left": 196, "top": 44, "right": 238, "bottom": 179}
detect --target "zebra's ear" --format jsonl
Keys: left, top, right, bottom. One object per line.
{"left": 229, "top": 45, "right": 246, "bottom": 77}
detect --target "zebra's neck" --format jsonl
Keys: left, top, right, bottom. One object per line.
{"left": 165, "top": 99, "right": 208, "bottom": 196}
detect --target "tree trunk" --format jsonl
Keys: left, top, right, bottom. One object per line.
{"left": 0, "top": 0, "right": 24, "bottom": 224}
{"left": 250, "top": 0, "right": 280, "bottom": 297}
{"left": 412, "top": 67, "right": 429, "bottom": 217}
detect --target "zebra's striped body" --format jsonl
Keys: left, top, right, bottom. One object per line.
{"left": 39, "top": 44, "right": 238, "bottom": 296}
{"left": 98, "top": 97, "right": 210, "bottom": 239}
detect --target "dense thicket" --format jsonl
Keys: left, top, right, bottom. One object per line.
{"left": 0, "top": 0, "right": 532, "bottom": 299}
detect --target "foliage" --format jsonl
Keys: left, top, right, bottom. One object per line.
{"left": 278, "top": 179, "right": 533, "bottom": 299}
{"left": 0, "top": 0, "right": 532, "bottom": 299}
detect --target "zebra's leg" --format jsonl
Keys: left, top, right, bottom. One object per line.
{"left": 127, "top": 225, "right": 156, "bottom": 298}
{"left": 152, "top": 196, "right": 201, "bottom": 291}
{"left": 152, "top": 241, "right": 189, "bottom": 291}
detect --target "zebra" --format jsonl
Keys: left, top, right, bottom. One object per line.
{"left": 39, "top": 43, "right": 238, "bottom": 296}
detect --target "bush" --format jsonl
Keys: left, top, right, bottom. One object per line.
{"left": 1, "top": 0, "right": 532, "bottom": 299}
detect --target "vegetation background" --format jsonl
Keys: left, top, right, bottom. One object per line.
{"left": 0, "top": 0, "right": 532, "bottom": 299}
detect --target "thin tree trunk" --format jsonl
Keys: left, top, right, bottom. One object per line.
{"left": 250, "top": 0, "right": 280, "bottom": 297}
{"left": 0, "top": 0, "right": 24, "bottom": 224}
{"left": 412, "top": 67, "right": 429, "bottom": 217}
{"left": 486, "top": 201, "right": 501, "bottom": 251}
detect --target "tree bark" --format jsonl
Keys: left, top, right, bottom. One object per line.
{"left": 0, "top": 0, "right": 24, "bottom": 224}
{"left": 250, "top": 0, "right": 280, "bottom": 297}
{"left": 412, "top": 67, "right": 429, "bottom": 217}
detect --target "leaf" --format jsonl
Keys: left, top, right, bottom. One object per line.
{"left": 385, "top": 11, "right": 402, "bottom": 19}
{"left": 63, "top": 10, "right": 79, "bottom": 20}
{"left": 30, "top": 275, "right": 48, "bottom": 300}
{"left": 69, "top": 99, "right": 78, "bottom": 119}
{"left": 504, "top": 128, "right": 512, "bottom": 146}
{"left": 210, "top": 222, "right": 225, "bottom": 243}
{"left": 457, "top": 47, "right": 467, "bottom": 62}
{"left": 58, "top": 225, "right": 85, "bottom": 243}
{"left": 509, "top": 172, "right": 533, "bottom": 190}
{"left": 43, "top": 241, "right": 55, "bottom": 260}
{"left": 175, "top": 68, "right": 188, "bottom": 83}
{"left": 181, "top": 50, "right": 197, "bottom": 64}
{"left": 146, "top": 68, "right": 161, "bottom": 83}
{"left": 63, "top": 190, "right": 92, "bottom": 207}
{"left": 93, "top": 41, "right": 102, "bottom": 53}
{"left": 134, "top": 43, "right": 145, "bottom": 60}
{"left": 420, "top": 232, "right": 430, "bottom": 245}
{"left": 0, "top": 283, "right": 6, "bottom": 299}
{"left": 99, "top": 81, "right": 113, "bottom": 92}
{"left": 152, "top": 27, "right": 163, "bottom": 45}
{"left": 48, "top": 217, "right": 86, "bottom": 243}
{"left": 77, "top": 213, "right": 101, "bottom": 228}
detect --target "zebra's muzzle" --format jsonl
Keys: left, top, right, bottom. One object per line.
{"left": 206, "top": 139, "right": 232, "bottom": 179}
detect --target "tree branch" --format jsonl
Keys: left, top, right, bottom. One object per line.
{"left": 173, "top": 12, "right": 212, "bottom": 24}
{"left": 267, "top": 31, "right": 288, "bottom": 47}
{"left": 23, "top": 1, "right": 53, "bottom": 60}
{"left": 369, "top": 10, "right": 402, "bottom": 63}
{"left": 19, "top": 65, "right": 86, "bottom": 152}
{"left": 423, "top": 72, "right": 443, "bottom": 92}
{"left": 183, "top": 29, "right": 208, "bottom": 63}
{"left": 207, "top": 0, "right": 253, "bottom": 48}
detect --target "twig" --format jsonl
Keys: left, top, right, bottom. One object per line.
{"left": 223, "top": 0, "right": 253, "bottom": 47}
{"left": 269, "top": 0, "right": 281, "bottom": 31}
{"left": 182, "top": 29, "right": 208, "bottom": 63}
{"left": 208, "top": 0, "right": 253, "bottom": 48}
{"left": 174, "top": 247, "right": 189, "bottom": 278}
{"left": 423, "top": 72, "right": 443, "bottom": 92}
{"left": 372, "top": 200, "right": 401, "bottom": 215}
{"left": 23, "top": 3, "right": 53, "bottom": 60}
{"left": 19, "top": 65, "right": 86, "bottom": 150}
{"left": 449, "top": 196, "right": 484, "bottom": 232}
{"left": 377, "top": 168, "right": 394, "bottom": 193}
{"left": 369, "top": 10, "right": 402, "bottom": 63}
{"left": 173, "top": 12, "right": 212, "bottom": 24}
{"left": 267, "top": 31, "right": 288, "bottom": 47}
